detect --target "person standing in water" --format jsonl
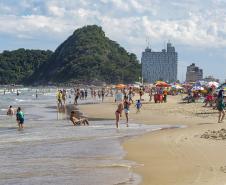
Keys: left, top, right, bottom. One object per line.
{"left": 115, "top": 101, "right": 124, "bottom": 128}
{"left": 35, "top": 90, "right": 38, "bottom": 99}
{"left": 123, "top": 96, "right": 131, "bottom": 127}
{"left": 62, "top": 89, "right": 67, "bottom": 105}
{"left": 7, "top": 105, "right": 14, "bottom": 116}
{"left": 16, "top": 107, "right": 24, "bottom": 130}
{"left": 56, "top": 90, "right": 63, "bottom": 108}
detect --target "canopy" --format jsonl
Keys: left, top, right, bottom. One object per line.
{"left": 115, "top": 84, "right": 127, "bottom": 89}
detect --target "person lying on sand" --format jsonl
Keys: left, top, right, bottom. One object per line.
{"left": 70, "top": 111, "right": 89, "bottom": 126}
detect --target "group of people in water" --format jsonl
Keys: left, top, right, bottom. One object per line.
{"left": 7, "top": 106, "right": 24, "bottom": 130}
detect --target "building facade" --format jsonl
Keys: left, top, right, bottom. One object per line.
{"left": 203, "top": 76, "right": 219, "bottom": 83}
{"left": 141, "top": 42, "right": 178, "bottom": 83}
{"left": 186, "top": 63, "right": 203, "bottom": 82}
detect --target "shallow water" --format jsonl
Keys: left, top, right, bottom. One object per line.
{"left": 0, "top": 88, "right": 181, "bottom": 185}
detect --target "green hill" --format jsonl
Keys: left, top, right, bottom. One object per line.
{"left": 32, "top": 25, "right": 141, "bottom": 84}
{"left": 0, "top": 25, "right": 141, "bottom": 85}
{"left": 0, "top": 49, "right": 52, "bottom": 84}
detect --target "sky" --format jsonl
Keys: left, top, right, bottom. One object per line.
{"left": 0, "top": 0, "right": 226, "bottom": 82}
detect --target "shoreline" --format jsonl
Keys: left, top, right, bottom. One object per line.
{"left": 78, "top": 95, "right": 226, "bottom": 185}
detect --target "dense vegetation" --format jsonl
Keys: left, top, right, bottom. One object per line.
{"left": 0, "top": 25, "right": 141, "bottom": 85}
{"left": 32, "top": 25, "right": 141, "bottom": 84}
{"left": 0, "top": 49, "right": 52, "bottom": 84}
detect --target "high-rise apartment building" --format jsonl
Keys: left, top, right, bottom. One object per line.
{"left": 141, "top": 42, "right": 178, "bottom": 83}
{"left": 186, "top": 63, "right": 203, "bottom": 82}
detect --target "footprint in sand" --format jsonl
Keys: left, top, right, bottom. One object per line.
{"left": 220, "top": 166, "right": 226, "bottom": 173}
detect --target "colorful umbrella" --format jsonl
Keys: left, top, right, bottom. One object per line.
{"left": 155, "top": 81, "right": 170, "bottom": 87}
{"left": 207, "top": 81, "right": 219, "bottom": 88}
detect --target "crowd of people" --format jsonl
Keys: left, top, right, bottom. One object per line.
{"left": 5, "top": 85, "right": 225, "bottom": 130}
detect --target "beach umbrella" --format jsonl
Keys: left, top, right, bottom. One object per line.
{"left": 207, "top": 81, "right": 219, "bottom": 88}
{"left": 115, "top": 84, "right": 127, "bottom": 89}
{"left": 155, "top": 81, "right": 170, "bottom": 87}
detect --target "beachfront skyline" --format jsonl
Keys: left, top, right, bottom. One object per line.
{"left": 0, "top": 0, "right": 226, "bottom": 82}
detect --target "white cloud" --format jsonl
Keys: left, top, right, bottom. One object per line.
{"left": 0, "top": 0, "right": 226, "bottom": 79}
{"left": 0, "top": 0, "right": 226, "bottom": 50}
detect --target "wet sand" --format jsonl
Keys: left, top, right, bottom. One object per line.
{"left": 79, "top": 94, "right": 226, "bottom": 185}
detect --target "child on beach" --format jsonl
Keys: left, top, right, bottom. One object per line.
{"left": 70, "top": 111, "right": 89, "bottom": 126}
{"left": 135, "top": 99, "right": 142, "bottom": 113}
{"left": 16, "top": 107, "right": 24, "bottom": 130}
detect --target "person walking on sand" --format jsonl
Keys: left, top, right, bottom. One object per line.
{"left": 115, "top": 101, "right": 124, "bottom": 128}
{"left": 123, "top": 96, "right": 131, "bottom": 127}
{"left": 62, "top": 89, "right": 67, "bottom": 105}
{"left": 101, "top": 88, "right": 105, "bottom": 102}
{"left": 217, "top": 89, "right": 225, "bottom": 123}
{"left": 7, "top": 105, "right": 14, "bottom": 116}
{"left": 16, "top": 107, "right": 24, "bottom": 130}
{"left": 74, "top": 89, "right": 80, "bottom": 104}
{"left": 135, "top": 99, "right": 142, "bottom": 113}
{"left": 149, "top": 88, "right": 153, "bottom": 102}
{"left": 139, "top": 88, "right": 143, "bottom": 100}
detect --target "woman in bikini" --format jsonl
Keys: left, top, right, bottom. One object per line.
{"left": 115, "top": 101, "right": 124, "bottom": 128}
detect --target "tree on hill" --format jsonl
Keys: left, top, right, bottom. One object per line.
{"left": 32, "top": 25, "right": 141, "bottom": 84}
{"left": 0, "top": 49, "right": 52, "bottom": 84}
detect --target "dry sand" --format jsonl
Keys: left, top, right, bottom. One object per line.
{"left": 78, "top": 94, "right": 226, "bottom": 185}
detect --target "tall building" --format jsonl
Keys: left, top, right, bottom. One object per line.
{"left": 141, "top": 42, "right": 178, "bottom": 83}
{"left": 186, "top": 63, "right": 203, "bottom": 82}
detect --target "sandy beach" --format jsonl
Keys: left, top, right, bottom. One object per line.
{"left": 79, "top": 94, "right": 226, "bottom": 185}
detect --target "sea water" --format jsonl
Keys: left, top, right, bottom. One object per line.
{"left": 0, "top": 88, "right": 179, "bottom": 185}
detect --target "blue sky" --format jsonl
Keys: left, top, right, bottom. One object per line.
{"left": 0, "top": 0, "right": 226, "bottom": 82}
